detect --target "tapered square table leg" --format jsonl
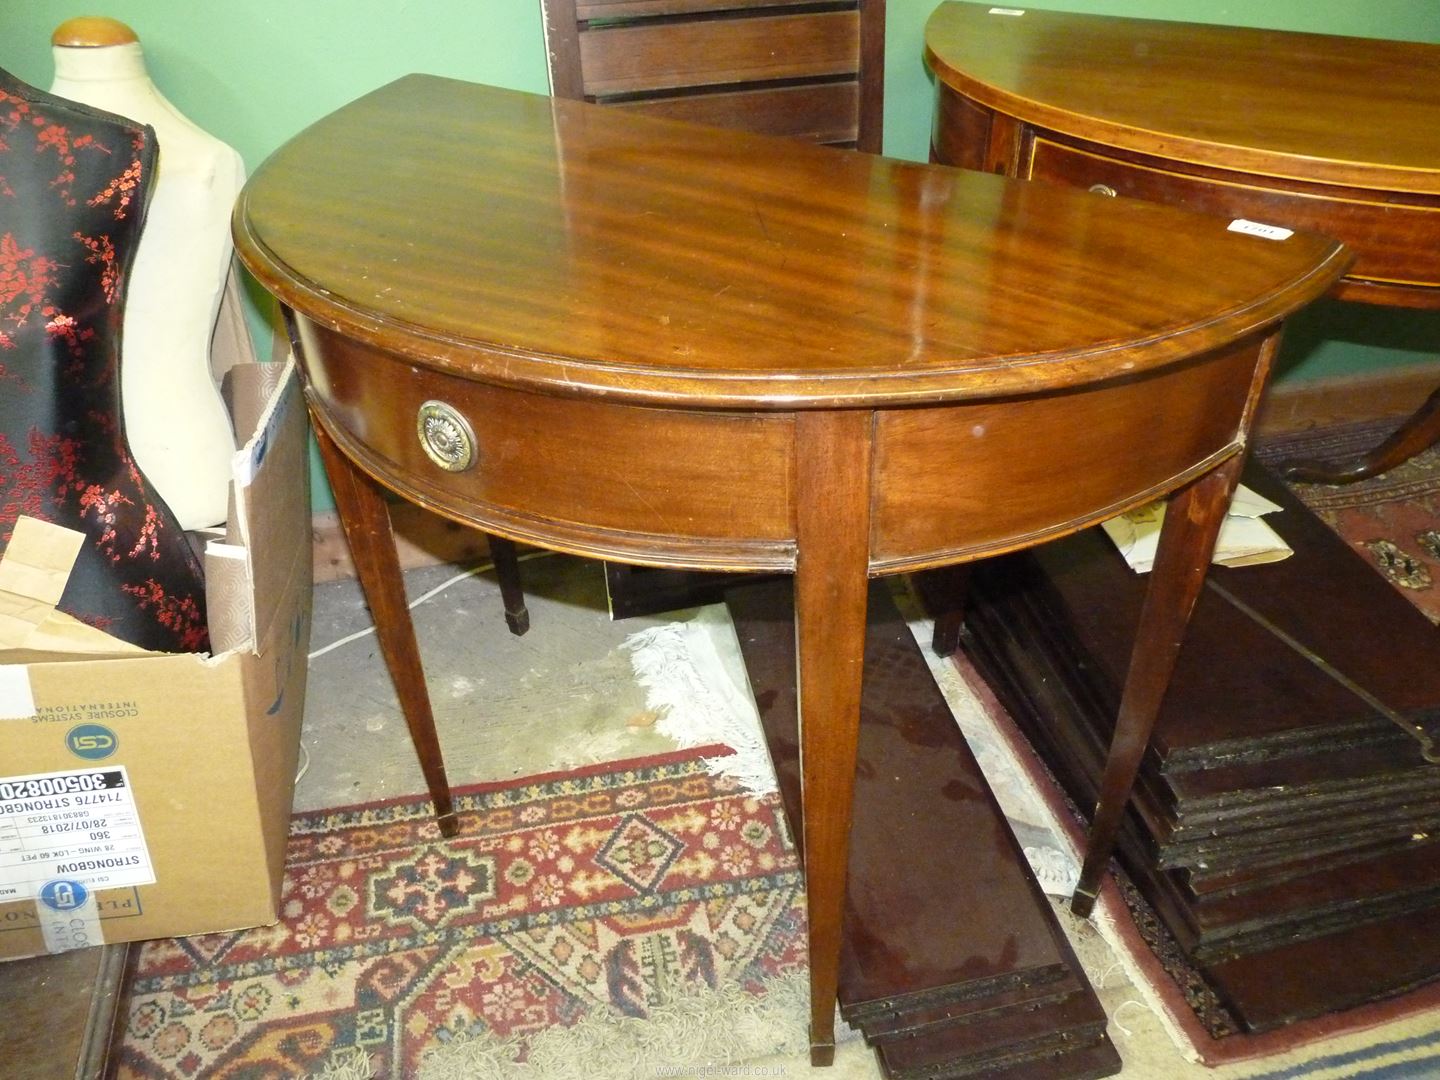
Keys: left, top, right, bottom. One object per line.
{"left": 795, "top": 410, "right": 874, "bottom": 1064}
{"left": 313, "top": 416, "right": 459, "bottom": 838}
{"left": 1072, "top": 453, "right": 1245, "bottom": 916}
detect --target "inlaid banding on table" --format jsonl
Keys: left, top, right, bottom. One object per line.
{"left": 1024, "top": 134, "right": 1440, "bottom": 291}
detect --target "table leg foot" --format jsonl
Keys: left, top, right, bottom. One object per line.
{"left": 1281, "top": 385, "right": 1440, "bottom": 485}
{"left": 1070, "top": 882, "right": 1099, "bottom": 920}
{"left": 915, "top": 564, "right": 972, "bottom": 657}
{"left": 810, "top": 1041, "right": 836, "bottom": 1067}
{"left": 488, "top": 535, "right": 531, "bottom": 637}
{"left": 436, "top": 810, "right": 460, "bottom": 839}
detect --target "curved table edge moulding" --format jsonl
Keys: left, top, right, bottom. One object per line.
{"left": 234, "top": 74, "right": 1348, "bottom": 1063}
{"left": 238, "top": 201, "right": 1350, "bottom": 414}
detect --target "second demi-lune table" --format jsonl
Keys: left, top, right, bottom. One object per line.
{"left": 925, "top": 0, "right": 1440, "bottom": 482}
{"left": 232, "top": 76, "right": 1346, "bottom": 1062}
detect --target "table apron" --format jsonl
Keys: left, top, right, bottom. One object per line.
{"left": 870, "top": 335, "right": 1266, "bottom": 569}
{"left": 295, "top": 314, "right": 1268, "bottom": 575}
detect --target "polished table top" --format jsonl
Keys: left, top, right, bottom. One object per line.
{"left": 233, "top": 75, "right": 1347, "bottom": 1063}
{"left": 238, "top": 75, "right": 1345, "bottom": 414}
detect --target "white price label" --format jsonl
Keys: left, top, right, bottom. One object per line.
{"left": 0, "top": 666, "right": 36, "bottom": 720}
{"left": 0, "top": 766, "right": 155, "bottom": 902}
{"left": 1228, "top": 219, "right": 1294, "bottom": 241}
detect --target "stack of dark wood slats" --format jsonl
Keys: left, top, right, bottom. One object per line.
{"left": 956, "top": 462, "right": 1440, "bottom": 1033}
{"left": 727, "top": 580, "right": 1121, "bottom": 1079}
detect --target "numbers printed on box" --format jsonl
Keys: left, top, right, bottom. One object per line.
{"left": 0, "top": 766, "right": 155, "bottom": 901}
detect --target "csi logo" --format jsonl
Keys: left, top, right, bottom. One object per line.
{"left": 39, "top": 879, "right": 89, "bottom": 912}
{"left": 66, "top": 724, "right": 117, "bottom": 760}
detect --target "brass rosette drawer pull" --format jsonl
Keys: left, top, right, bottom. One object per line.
{"left": 416, "top": 400, "right": 477, "bottom": 472}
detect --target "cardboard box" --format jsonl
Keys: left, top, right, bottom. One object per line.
{"left": 0, "top": 355, "right": 312, "bottom": 960}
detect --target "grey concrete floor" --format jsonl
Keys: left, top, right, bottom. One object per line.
{"left": 297, "top": 554, "right": 687, "bottom": 811}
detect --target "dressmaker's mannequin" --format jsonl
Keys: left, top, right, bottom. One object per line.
{"left": 50, "top": 17, "right": 242, "bottom": 530}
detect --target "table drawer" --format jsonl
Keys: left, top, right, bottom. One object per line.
{"left": 295, "top": 319, "right": 798, "bottom": 568}
{"left": 1026, "top": 135, "right": 1440, "bottom": 291}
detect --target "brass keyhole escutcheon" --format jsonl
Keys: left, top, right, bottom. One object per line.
{"left": 416, "top": 400, "right": 477, "bottom": 472}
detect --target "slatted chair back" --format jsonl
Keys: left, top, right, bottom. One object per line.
{"left": 542, "top": 0, "right": 886, "bottom": 151}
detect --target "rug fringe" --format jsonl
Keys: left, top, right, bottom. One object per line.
{"left": 307, "top": 1046, "right": 375, "bottom": 1080}
{"left": 418, "top": 971, "right": 812, "bottom": 1080}
{"left": 622, "top": 607, "right": 778, "bottom": 796}
{"left": 1078, "top": 897, "right": 1206, "bottom": 1063}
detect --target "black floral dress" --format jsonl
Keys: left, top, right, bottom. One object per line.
{"left": 0, "top": 69, "right": 207, "bottom": 652}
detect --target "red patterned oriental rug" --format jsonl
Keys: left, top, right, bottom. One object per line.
{"left": 115, "top": 747, "right": 807, "bottom": 1079}
{"left": 1257, "top": 420, "right": 1440, "bottom": 622}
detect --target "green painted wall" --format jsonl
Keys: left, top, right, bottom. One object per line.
{"left": 0, "top": 2, "right": 552, "bottom": 168}
{"left": 3, "top": 1, "right": 1438, "bottom": 509}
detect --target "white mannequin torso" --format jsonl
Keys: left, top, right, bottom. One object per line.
{"left": 51, "top": 30, "right": 243, "bottom": 530}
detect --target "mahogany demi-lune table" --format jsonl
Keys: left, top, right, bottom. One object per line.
{"left": 232, "top": 75, "right": 1347, "bottom": 1063}
{"left": 925, "top": 1, "right": 1440, "bottom": 483}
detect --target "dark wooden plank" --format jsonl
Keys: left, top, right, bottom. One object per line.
{"left": 728, "top": 579, "right": 1072, "bottom": 1012}
{"left": 877, "top": 990, "right": 1110, "bottom": 1079}
{"left": 855, "top": 0, "right": 885, "bottom": 153}
{"left": 0, "top": 943, "right": 130, "bottom": 1080}
{"left": 1204, "top": 904, "right": 1440, "bottom": 1031}
{"left": 1018, "top": 473, "right": 1440, "bottom": 764}
{"left": 606, "top": 81, "right": 860, "bottom": 144}
{"left": 578, "top": 0, "right": 820, "bottom": 18}
{"left": 542, "top": 0, "right": 587, "bottom": 98}
{"left": 727, "top": 578, "right": 1117, "bottom": 1080}
{"left": 578, "top": 11, "right": 860, "bottom": 97}
{"left": 881, "top": 1035, "right": 1126, "bottom": 1080}
{"left": 959, "top": 570, "right": 1440, "bottom": 1029}
{"left": 955, "top": 464, "right": 1440, "bottom": 1029}
{"left": 960, "top": 531, "right": 1440, "bottom": 891}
